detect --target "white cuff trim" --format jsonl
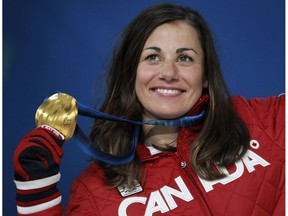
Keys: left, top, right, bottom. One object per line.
{"left": 17, "top": 196, "right": 62, "bottom": 215}
{"left": 14, "top": 173, "right": 61, "bottom": 190}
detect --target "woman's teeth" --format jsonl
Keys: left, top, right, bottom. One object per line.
{"left": 155, "top": 88, "right": 181, "bottom": 95}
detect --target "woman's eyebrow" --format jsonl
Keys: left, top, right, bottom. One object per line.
{"left": 176, "top": 48, "right": 198, "bottom": 55}
{"left": 143, "top": 47, "right": 198, "bottom": 55}
{"left": 143, "top": 46, "right": 161, "bottom": 52}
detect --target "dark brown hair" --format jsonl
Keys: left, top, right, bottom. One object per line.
{"left": 90, "top": 3, "right": 250, "bottom": 187}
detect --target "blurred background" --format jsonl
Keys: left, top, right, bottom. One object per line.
{"left": 3, "top": 0, "right": 285, "bottom": 215}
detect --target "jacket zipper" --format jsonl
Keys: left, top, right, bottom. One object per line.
{"left": 176, "top": 153, "right": 214, "bottom": 216}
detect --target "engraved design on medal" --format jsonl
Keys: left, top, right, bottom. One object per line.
{"left": 35, "top": 93, "right": 78, "bottom": 141}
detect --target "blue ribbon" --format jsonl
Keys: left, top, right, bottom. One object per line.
{"left": 77, "top": 102, "right": 205, "bottom": 127}
{"left": 74, "top": 101, "right": 206, "bottom": 165}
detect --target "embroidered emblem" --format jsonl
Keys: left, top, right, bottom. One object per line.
{"left": 117, "top": 180, "right": 143, "bottom": 197}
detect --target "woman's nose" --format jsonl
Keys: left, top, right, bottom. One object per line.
{"left": 158, "top": 61, "right": 179, "bottom": 82}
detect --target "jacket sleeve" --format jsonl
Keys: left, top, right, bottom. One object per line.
{"left": 66, "top": 180, "right": 100, "bottom": 216}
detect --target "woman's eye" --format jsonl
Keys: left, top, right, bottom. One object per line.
{"left": 146, "top": 54, "right": 160, "bottom": 62}
{"left": 178, "top": 56, "right": 193, "bottom": 62}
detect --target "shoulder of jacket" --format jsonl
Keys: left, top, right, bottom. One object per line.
{"left": 231, "top": 95, "right": 284, "bottom": 113}
{"left": 231, "top": 94, "right": 285, "bottom": 104}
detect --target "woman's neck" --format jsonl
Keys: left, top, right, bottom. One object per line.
{"left": 142, "top": 125, "right": 179, "bottom": 150}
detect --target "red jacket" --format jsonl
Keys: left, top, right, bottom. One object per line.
{"left": 41, "top": 95, "right": 286, "bottom": 215}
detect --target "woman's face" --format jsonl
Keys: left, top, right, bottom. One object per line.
{"left": 135, "top": 21, "right": 207, "bottom": 120}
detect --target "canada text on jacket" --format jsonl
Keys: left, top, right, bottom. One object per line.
{"left": 118, "top": 141, "right": 270, "bottom": 216}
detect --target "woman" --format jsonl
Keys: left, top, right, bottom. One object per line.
{"left": 13, "top": 3, "right": 284, "bottom": 216}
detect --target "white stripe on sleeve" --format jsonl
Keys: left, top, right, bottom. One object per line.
{"left": 14, "top": 173, "right": 61, "bottom": 190}
{"left": 16, "top": 196, "right": 62, "bottom": 215}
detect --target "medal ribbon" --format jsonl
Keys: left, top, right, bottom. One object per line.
{"left": 74, "top": 101, "right": 206, "bottom": 165}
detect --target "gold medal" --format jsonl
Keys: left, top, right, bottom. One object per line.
{"left": 35, "top": 93, "right": 78, "bottom": 141}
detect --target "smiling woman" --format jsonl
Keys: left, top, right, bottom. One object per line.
{"left": 90, "top": 2, "right": 250, "bottom": 188}
{"left": 12, "top": 2, "right": 284, "bottom": 216}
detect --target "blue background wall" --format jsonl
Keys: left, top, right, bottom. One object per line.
{"left": 3, "top": 0, "right": 285, "bottom": 215}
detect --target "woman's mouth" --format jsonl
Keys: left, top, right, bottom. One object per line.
{"left": 152, "top": 88, "right": 184, "bottom": 95}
